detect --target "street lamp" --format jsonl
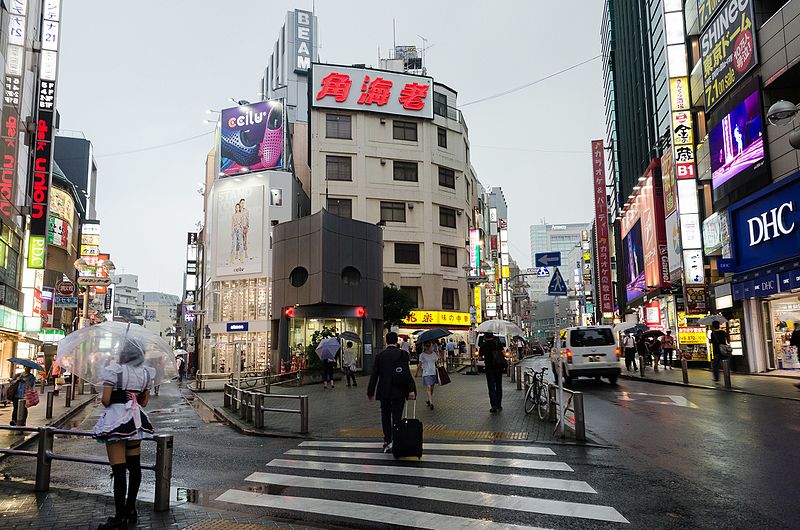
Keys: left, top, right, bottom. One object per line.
{"left": 766, "top": 99, "right": 800, "bottom": 149}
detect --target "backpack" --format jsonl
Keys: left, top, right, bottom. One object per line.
{"left": 390, "top": 349, "right": 412, "bottom": 389}
{"left": 487, "top": 339, "right": 506, "bottom": 368}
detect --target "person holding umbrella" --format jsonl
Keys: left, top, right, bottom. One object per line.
{"left": 415, "top": 340, "right": 439, "bottom": 410}
{"left": 316, "top": 337, "right": 340, "bottom": 390}
{"left": 8, "top": 362, "right": 36, "bottom": 426}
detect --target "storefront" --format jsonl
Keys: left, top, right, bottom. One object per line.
{"left": 728, "top": 171, "right": 800, "bottom": 374}
{"left": 286, "top": 310, "right": 366, "bottom": 371}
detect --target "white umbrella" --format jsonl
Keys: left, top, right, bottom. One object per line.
{"left": 613, "top": 322, "right": 638, "bottom": 333}
{"left": 697, "top": 314, "right": 728, "bottom": 325}
{"left": 315, "top": 337, "right": 340, "bottom": 361}
{"left": 475, "top": 319, "right": 524, "bottom": 337}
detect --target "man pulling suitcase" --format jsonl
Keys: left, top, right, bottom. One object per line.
{"left": 367, "top": 332, "right": 417, "bottom": 454}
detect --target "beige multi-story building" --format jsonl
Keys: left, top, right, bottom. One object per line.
{"left": 309, "top": 66, "right": 476, "bottom": 315}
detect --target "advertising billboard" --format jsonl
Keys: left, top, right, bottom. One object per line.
{"left": 591, "top": 140, "right": 613, "bottom": 313}
{"left": 47, "top": 217, "right": 70, "bottom": 249}
{"left": 623, "top": 221, "right": 646, "bottom": 303}
{"left": 700, "top": 0, "right": 757, "bottom": 109}
{"left": 219, "top": 100, "right": 284, "bottom": 177}
{"left": 311, "top": 64, "right": 434, "bottom": 120}
{"left": 213, "top": 183, "right": 264, "bottom": 277}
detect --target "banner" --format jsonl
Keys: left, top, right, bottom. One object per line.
{"left": 591, "top": 140, "right": 613, "bottom": 313}
{"left": 213, "top": 183, "right": 264, "bottom": 277}
{"left": 219, "top": 100, "right": 284, "bottom": 176}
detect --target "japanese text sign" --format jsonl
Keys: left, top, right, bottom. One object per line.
{"left": 591, "top": 140, "right": 613, "bottom": 313}
{"left": 312, "top": 64, "right": 434, "bottom": 120}
{"left": 402, "top": 310, "right": 471, "bottom": 327}
{"left": 697, "top": 0, "right": 725, "bottom": 31}
{"left": 700, "top": 0, "right": 757, "bottom": 109}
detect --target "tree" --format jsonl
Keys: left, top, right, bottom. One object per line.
{"left": 383, "top": 284, "right": 415, "bottom": 329}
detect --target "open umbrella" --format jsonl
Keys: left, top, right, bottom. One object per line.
{"left": 173, "top": 349, "right": 188, "bottom": 357}
{"left": 614, "top": 322, "right": 641, "bottom": 334}
{"left": 339, "top": 331, "right": 361, "bottom": 343}
{"left": 56, "top": 321, "right": 177, "bottom": 385}
{"left": 315, "top": 337, "right": 340, "bottom": 361}
{"left": 7, "top": 357, "right": 44, "bottom": 371}
{"left": 619, "top": 323, "right": 649, "bottom": 334}
{"left": 697, "top": 314, "right": 728, "bottom": 326}
{"left": 643, "top": 329, "right": 665, "bottom": 340}
{"left": 476, "top": 319, "right": 524, "bottom": 337}
{"left": 415, "top": 328, "right": 452, "bottom": 345}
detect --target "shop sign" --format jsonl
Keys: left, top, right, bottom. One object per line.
{"left": 700, "top": 0, "right": 758, "bottom": 109}
{"left": 226, "top": 322, "right": 249, "bottom": 332}
{"left": 403, "top": 310, "right": 472, "bottom": 327}
{"left": 27, "top": 236, "right": 45, "bottom": 269}
{"left": 293, "top": 9, "right": 314, "bottom": 73}
{"left": 669, "top": 77, "right": 691, "bottom": 110}
{"left": 684, "top": 286, "right": 709, "bottom": 314}
{"left": 54, "top": 296, "right": 78, "bottom": 307}
{"left": 778, "top": 269, "right": 800, "bottom": 292}
{"left": 678, "top": 326, "right": 707, "bottom": 345}
{"left": 662, "top": 149, "right": 677, "bottom": 216}
{"left": 703, "top": 213, "right": 723, "bottom": 254}
{"left": 311, "top": 64, "right": 434, "bottom": 119}
{"left": 473, "top": 286, "right": 482, "bottom": 325}
{"left": 751, "top": 275, "right": 778, "bottom": 297}
{"left": 47, "top": 216, "right": 71, "bottom": 249}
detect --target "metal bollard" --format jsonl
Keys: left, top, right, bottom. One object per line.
{"left": 45, "top": 391, "right": 54, "bottom": 419}
{"left": 78, "top": 379, "right": 85, "bottom": 395}
{"left": 153, "top": 434, "right": 174, "bottom": 512}
{"left": 65, "top": 385, "right": 72, "bottom": 407}
{"left": 253, "top": 393, "right": 264, "bottom": 429}
{"left": 681, "top": 358, "right": 689, "bottom": 384}
{"left": 300, "top": 395, "right": 309, "bottom": 434}
{"left": 548, "top": 383, "right": 557, "bottom": 422}
{"left": 223, "top": 384, "right": 231, "bottom": 408}
{"left": 638, "top": 356, "right": 645, "bottom": 377}
{"left": 722, "top": 359, "right": 732, "bottom": 389}
{"left": 516, "top": 365, "right": 522, "bottom": 391}
{"left": 510, "top": 364, "right": 516, "bottom": 383}
{"left": 34, "top": 427, "right": 54, "bottom": 492}
{"left": 154, "top": 385, "right": 159, "bottom": 397}
{"left": 573, "top": 392, "right": 586, "bottom": 442}
{"left": 240, "top": 392, "right": 249, "bottom": 420}
{"left": 245, "top": 393, "right": 254, "bottom": 423}
{"left": 40, "top": 377, "right": 45, "bottom": 394}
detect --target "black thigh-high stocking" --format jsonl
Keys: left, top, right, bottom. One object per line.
{"left": 111, "top": 463, "right": 127, "bottom": 518}
{"left": 125, "top": 453, "right": 142, "bottom": 512}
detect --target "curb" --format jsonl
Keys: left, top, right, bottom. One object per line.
{"left": 619, "top": 373, "right": 800, "bottom": 402}
{"left": 2, "top": 394, "right": 96, "bottom": 454}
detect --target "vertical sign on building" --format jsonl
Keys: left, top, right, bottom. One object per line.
{"left": 294, "top": 9, "right": 314, "bottom": 74}
{"left": 591, "top": 140, "right": 613, "bottom": 315}
{"left": 27, "top": 0, "right": 62, "bottom": 269}
{"left": 0, "top": 0, "right": 29, "bottom": 223}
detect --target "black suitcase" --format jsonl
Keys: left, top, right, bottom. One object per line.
{"left": 392, "top": 401, "right": 423, "bottom": 459}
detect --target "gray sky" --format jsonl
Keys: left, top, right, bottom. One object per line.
{"left": 58, "top": 0, "right": 605, "bottom": 295}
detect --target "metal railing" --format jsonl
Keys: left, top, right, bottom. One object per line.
{"left": 223, "top": 383, "right": 309, "bottom": 434}
{"left": 520, "top": 367, "right": 586, "bottom": 442}
{"left": 0, "top": 426, "right": 173, "bottom": 512}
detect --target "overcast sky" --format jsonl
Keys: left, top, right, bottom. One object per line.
{"left": 57, "top": 0, "right": 605, "bottom": 295}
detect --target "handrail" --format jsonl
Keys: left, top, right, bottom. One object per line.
{"left": 223, "top": 383, "right": 309, "bottom": 434}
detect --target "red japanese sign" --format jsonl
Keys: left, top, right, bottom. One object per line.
{"left": 591, "top": 140, "right": 613, "bottom": 314}
{"left": 312, "top": 64, "right": 434, "bottom": 120}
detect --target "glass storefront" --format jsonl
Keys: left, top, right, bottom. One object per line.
{"left": 288, "top": 317, "right": 363, "bottom": 369}
{"left": 209, "top": 331, "right": 270, "bottom": 373}
{"left": 766, "top": 297, "right": 800, "bottom": 370}
{"left": 212, "top": 279, "right": 269, "bottom": 322}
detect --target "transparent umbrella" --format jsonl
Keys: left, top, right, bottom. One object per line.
{"left": 475, "top": 319, "right": 524, "bottom": 337}
{"left": 55, "top": 321, "right": 177, "bottom": 385}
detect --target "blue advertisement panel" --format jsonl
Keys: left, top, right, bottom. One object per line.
{"left": 728, "top": 172, "right": 800, "bottom": 273}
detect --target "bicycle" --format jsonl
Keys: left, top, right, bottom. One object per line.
{"left": 524, "top": 367, "right": 550, "bottom": 420}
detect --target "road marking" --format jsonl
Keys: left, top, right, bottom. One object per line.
{"left": 615, "top": 391, "right": 699, "bottom": 408}
{"left": 245, "top": 472, "right": 627, "bottom": 523}
{"left": 265, "top": 458, "right": 596, "bottom": 493}
{"left": 299, "top": 441, "right": 556, "bottom": 455}
{"left": 216, "top": 489, "right": 552, "bottom": 530}
{"left": 284, "top": 449, "right": 573, "bottom": 472}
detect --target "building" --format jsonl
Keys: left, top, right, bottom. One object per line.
{"left": 53, "top": 130, "right": 98, "bottom": 219}
{"left": 139, "top": 291, "right": 180, "bottom": 342}
{"left": 111, "top": 273, "right": 142, "bottom": 323}
{"left": 528, "top": 222, "right": 590, "bottom": 302}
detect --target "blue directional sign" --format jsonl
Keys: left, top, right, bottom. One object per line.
{"left": 547, "top": 267, "right": 568, "bottom": 296}
{"left": 535, "top": 252, "right": 561, "bottom": 267}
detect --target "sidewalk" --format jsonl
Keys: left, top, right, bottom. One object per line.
{"left": 619, "top": 362, "right": 800, "bottom": 401}
{"left": 0, "top": 386, "right": 95, "bottom": 452}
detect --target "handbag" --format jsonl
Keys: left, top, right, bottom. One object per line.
{"left": 5, "top": 380, "right": 19, "bottom": 401}
{"left": 437, "top": 365, "right": 451, "bottom": 386}
{"left": 719, "top": 344, "right": 733, "bottom": 358}
{"left": 24, "top": 386, "right": 39, "bottom": 407}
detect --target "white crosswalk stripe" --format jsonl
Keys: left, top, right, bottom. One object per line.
{"left": 215, "top": 441, "right": 630, "bottom": 528}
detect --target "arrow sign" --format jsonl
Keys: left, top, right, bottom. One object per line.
{"left": 548, "top": 267, "right": 568, "bottom": 296}
{"left": 535, "top": 252, "right": 561, "bottom": 267}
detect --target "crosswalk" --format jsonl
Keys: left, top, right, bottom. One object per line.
{"left": 214, "top": 440, "right": 629, "bottom": 529}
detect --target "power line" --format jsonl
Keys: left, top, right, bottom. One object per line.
{"left": 458, "top": 55, "right": 602, "bottom": 108}
{"left": 95, "top": 131, "right": 213, "bottom": 159}
{"left": 472, "top": 144, "right": 587, "bottom": 154}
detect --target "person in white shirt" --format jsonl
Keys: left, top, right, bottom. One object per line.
{"left": 400, "top": 338, "right": 411, "bottom": 353}
{"left": 415, "top": 341, "right": 439, "bottom": 410}
{"left": 341, "top": 341, "right": 357, "bottom": 387}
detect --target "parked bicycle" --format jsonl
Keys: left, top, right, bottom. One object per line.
{"left": 239, "top": 369, "right": 270, "bottom": 388}
{"left": 524, "top": 367, "right": 550, "bottom": 420}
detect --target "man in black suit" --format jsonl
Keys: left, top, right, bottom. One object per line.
{"left": 368, "top": 332, "right": 417, "bottom": 452}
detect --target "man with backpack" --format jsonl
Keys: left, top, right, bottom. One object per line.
{"left": 367, "top": 332, "right": 416, "bottom": 452}
{"left": 480, "top": 332, "right": 507, "bottom": 413}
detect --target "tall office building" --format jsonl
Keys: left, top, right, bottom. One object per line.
{"left": 54, "top": 130, "right": 98, "bottom": 219}
{"left": 528, "top": 222, "right": 590, "bottom": 301}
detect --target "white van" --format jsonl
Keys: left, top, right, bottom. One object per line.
{"left": 551, "top": 326, "right": 621, "bottom": 385}
{"left": 475, "top": 333, "right": 511, "bottom": 370}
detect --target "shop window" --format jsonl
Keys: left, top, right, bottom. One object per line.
{"left": 326, "top": 155, "right": 352, "bottom": 181}
{"left": 439, "top": 206, "right": 457, "bottom": 228}
{"left": 438, "top": 167, "right": 456, "bottom": 189}
{"left": 393, "top": 161, "right": 418, "bottom": 182}
{"left": 440, "top": 246, "right": 458, "bottom": 268}
{"left": 393, "top": 120, "right": 418, "bottom": 141}
{"left": 327, "top": 198, "right": 352, "bottom": 218}
{"left": 400, "top": 286, "right": 419, "bottom": 307}
{"left": 290, "top": 267, "right": 308, "bottom": 287}
{"left": 437, "top": 127, "right": 447, "bottom": 148}
{"left": 395, "top": 243, "right": 420, "bottom": 264}
{"left": 442, "top": 288, "right": 458, "bottom": 310}
{"left": 380, "top": 201, "right": 406, "bottom": 223}
{"left": 341, "top": 266, "right": 361, "bottom": 286}
{"left": 326, "top": 114, "right": 351, "bottom": 139}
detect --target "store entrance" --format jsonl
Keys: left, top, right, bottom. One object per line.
{"left": 766, "top": 297, "right": 800, "bottom": 371}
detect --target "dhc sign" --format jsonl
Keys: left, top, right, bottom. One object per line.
{"left": 730, "top": 171, "right": 800, "bottom": 272}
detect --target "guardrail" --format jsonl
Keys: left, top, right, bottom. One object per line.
{"left": 0, "top": 426, "right": 173, "bottom": 511}
{"left": 520, "top": 367, "right": 586, "bottom": 442}
{"left": 223, "top": 383, "right": 309, "bottom": 434}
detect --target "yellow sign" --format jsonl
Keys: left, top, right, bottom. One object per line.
{"left": 403, "top": 310, "right": 471, "bottom": 327}
{"left": 582, "top": 252, "right": 591, "bottom": 262}
{"left": 501, "top": 266, "right": 510, "bottom": 279}
{"left": 669, "top": 77, "right": 690, "bottom": 111}
{"left": 678, "top": 327, "right": 707, "bottom": 345}
{"left": 473, "top": 287, "right": 482, "bottom": 324}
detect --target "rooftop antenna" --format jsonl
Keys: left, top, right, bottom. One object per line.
{"left": 417, "top": 34, "right": 434, "bottom": 74}
{"left": 393, "top": 19, "right": 396, "bottom": 53}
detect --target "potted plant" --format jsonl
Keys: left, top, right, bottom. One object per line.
{"left": 299, "top": 326, "right": 343, "bottom": 385}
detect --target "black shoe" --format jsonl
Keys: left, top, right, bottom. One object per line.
{"left": 429, "top": 403, "right": 434, "bottom": 410}
{"left": 490, "top": 408, "right": 497, "bottom": 413}
{"left": 126, "top": 507, "right": 138, "bottom": 525}
{"left": 98, "top": 516, "right": 125, "bottom": 530}
{"left": 497, "top": 406, "right": 503, "bottom": 411}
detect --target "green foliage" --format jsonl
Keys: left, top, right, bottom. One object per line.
{"left": 304, "top": 325, "right": 338, "bottom": 371}
{"left": 383, "top": 284, "right": 415, "bottom": 329}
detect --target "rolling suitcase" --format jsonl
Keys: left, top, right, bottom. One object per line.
{"left": 392, "top": 400, "right": 423, "bottom": 459}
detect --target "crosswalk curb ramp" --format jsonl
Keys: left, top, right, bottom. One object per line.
{"left": 215, "top": 440, "right": 629, "bottom": 528}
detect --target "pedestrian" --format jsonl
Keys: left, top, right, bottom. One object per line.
{"left": 9, "top": 366, "right": 35, "bottom": 426}
{"left": 792, "top": 323, "right": 800, "bottom": 390}
{"left": 415, "top": 341, "right": 439, "bottom": 410}
{"left": 92, "top": 342, "right": 155, "bottom": 529}
{"left": 480, "top": 332, "right": 507, "bottom": 413}
{"left": 400, "top": 337, "right": 411, "bottom": 354}
{"left": 709, "top": 321, "right": 729, "bottom": 383}
{"left": 367, "top": 332, "right": 416, "bottom": 453}
{"left": 661, "top": 330, "right": 676, "bottom": 369}
{"left": 176, "top": 356, "right": 186, "bottom": 384}
{"left": 323, "top": 345, "right": 338, "bottom": 390}
{"left": 622, "top": 332, "right": 637, "bottom": 371}
{"left": 650, "top": 337, "right": 662, "bottom": 371}
{"left": 635, "top": 331, "right": 648, "bottom": 372}
{"left": 342, "top": 341, "right": 357, "bottom": 387}
{"left": 445, "top": 338, "right": 456, "bottom": 369}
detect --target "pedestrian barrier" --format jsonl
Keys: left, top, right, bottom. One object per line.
{"left": 520, "top": 369, "right": 586, "bottom": 442}
{"left": 0, "top": 426, "right": 174, "bottom": 512}
{"left": 223, "top": 383, "right": 309, "bottom": 434}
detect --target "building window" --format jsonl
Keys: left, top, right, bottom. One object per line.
{"left": 380, "top": 201, "right": 406, "bottom": 223}
{"left": 327, "top": 198, "right": 352, "bottom": 218}
{"left": 438, "top": 167, "right": 456, "bottom": 189}
{"left": 392, "top": 120, "right": 418, "bottom": 141}
{"left": 400, "top": 286, "right": 419, "bottom": 307}
{"left": 325, "top": 114, "right": 352, "bottom": 139}
{"left": 433, "top": 92, "right": 448, "bottom": 118}
{"left": 437, "top": 127, "right": 447, "bottom": 148}
{"left": 395, "top": 243, "right": 420, "bottom": 264}
{"left": 440, "top": 246, "right": 457, "bottom": 268}
{"left": 326, "top": 155, "right": 352, "bottom": 181}
{"left": 439, "top": 206, "right": 457, "bottom": 228}
{"left": 393, "top": 161, "right": 418, "bottom": 182}
{"left": 442, "top": 288, "right": 457, "bottom": 310}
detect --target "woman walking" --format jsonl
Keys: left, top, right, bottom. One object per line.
{"left": 323, "top": 352, "right": 337, "bottom": 390}
{"left": 416, "top": 341, "right": 439, "bottom": 410}
{"left": 9, "top": 366, "right": 35, "bottom": 426}
{"left": 93, "top": 342, "right": 155, "bottom": 529}
{"left": 341, "top": 341, "right": 357, "bottom": 387}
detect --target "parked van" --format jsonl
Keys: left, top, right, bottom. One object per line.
{"left": 475, "top": 333, "right": 511, "bottom": 370}
{"left": 551, "top": 326, "right": 621, "bottom": 385}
